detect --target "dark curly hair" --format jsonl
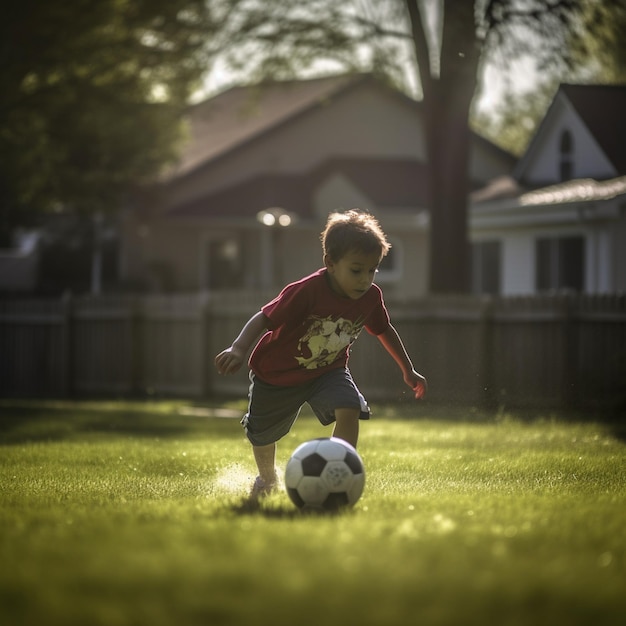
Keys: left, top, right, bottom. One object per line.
{"left": 321, "top": 209, "right": 391, "bottom": 262}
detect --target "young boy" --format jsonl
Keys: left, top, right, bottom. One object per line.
{"left": 214, "top": 209, "right": 427, "bottom": 497}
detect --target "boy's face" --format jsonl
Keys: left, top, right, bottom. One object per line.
{"left": 324, "top": 249, "right": 382, "bottom": 299}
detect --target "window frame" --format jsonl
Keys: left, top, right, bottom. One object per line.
{"left": 535, "top": 234, "right": 585, "bottom": 292}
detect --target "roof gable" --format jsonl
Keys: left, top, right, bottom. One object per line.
{"left": 514, "top": 83, "right": 626, "bottom": 184}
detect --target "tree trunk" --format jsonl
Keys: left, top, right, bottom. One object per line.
{"left": 409, "top": 1, "right": 481, "bottom": 294}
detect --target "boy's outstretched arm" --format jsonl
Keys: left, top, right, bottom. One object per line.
{"left": 215, "top": 311, "right": 269, "bottom": 375}
{"left": 376, "top": 324, "right": 427, "bottom": 398}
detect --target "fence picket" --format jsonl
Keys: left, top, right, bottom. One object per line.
{"left": 1, "top": 292, "right": 624, "bottom": 410}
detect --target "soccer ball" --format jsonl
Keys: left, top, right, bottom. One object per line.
{"left": 284, "top": 437, "right": 365, "bottom": 511}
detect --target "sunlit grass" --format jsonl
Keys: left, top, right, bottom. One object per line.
{"left": 0, "top": 401, "right": 624, "bottom": 626}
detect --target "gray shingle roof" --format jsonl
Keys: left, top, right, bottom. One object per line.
{"left": 163, "top": 74, "right": 360, "bottom": 180}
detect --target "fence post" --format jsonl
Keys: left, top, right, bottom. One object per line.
{"left": 61, "top": 292, "right": 74, "bottom": 397}
{"left": 130, "top": 296, "right": 143, "bottom": 396}
{"left": 480, "top": 296, "right": 497, "bottom": 411}
{"left": 199, "top": 291, "right": 212, "bottom": 397}
{"left": 562, "top": 295, "right": 579, "bottom": 409}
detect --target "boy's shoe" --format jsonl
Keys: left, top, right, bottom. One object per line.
{"left": 249, "top": 475, "right": 278, "bottom": 499}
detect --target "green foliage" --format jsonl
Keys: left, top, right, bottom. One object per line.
{"left": 1, "top": 401, "right": 624, "bottom": 626}
{"left": 202, "top": 1, "right": 609, "bottom": 101}
{"left": 472, "top": 81, "right": 559, "bottom": 156}
{"left": 0, "top": 0, "right": 216, "bottom": 219}
{"left": 561, "top": 0, "right": 626, "bottom": 83}
{"left": 201, "top": 0, "right": 416, "bottom": 93}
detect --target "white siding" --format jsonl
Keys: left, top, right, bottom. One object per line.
{"left": 517, "top": 94, "right": 617, "bottom": 184}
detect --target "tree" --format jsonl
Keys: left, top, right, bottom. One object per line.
{"left": 473, "top": 1, "right": 626, "bottom": 157}
{"left": 0, "top": 0, "right": 217, "bottom": 243}
{"left": 202, "top": 0, "right": 605, "bottom": 293}
{"left": 556, "top": 0, "right": 626, "bottom": 83}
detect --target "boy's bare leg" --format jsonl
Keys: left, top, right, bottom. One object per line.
{"left": 332, "top": 408, "right": 360, "bottom": 448}
{"left": 253, "top": 442, "right": 277, "bottom": 486}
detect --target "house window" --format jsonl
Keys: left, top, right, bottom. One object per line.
{"left": 471, "top": 241, "right": 501, "bottom": 295}
{"left": 376, "top": 238, "right": 402, "bottom": 283}
{"left": 536, "top": 236, "right": 585, "bottom": 292}
{"left": 206, "top": 237, "right": 244, "bottom": 290}
{"left": 559, "top": 129, "right": 573, "bottom": 181}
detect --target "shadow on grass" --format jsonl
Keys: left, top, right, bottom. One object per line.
{"left": 386, "top": 401, "right": 626, "bottom": 442}
{"left": 2, "top": 399, "right": 624, "bottom": 445}
{"left": 0, "top": 405, "right": 241, "bottom": 445}
{"left": 229, "top": 498, "right": 301, "bottom": 519}
{"left": 228, "top": 496, "right": 353, "bottom": 519}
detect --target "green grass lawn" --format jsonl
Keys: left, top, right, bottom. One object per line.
{"left": 0, "top": 400, "right": 624, "bottom": 626}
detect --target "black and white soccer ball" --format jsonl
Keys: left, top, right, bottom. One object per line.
{"left": 284, "top": 437, "right": 365, "bottom": 511}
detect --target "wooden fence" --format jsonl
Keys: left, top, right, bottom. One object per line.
{"left": 1, "top": 292, "right": 625, "bottom": 411}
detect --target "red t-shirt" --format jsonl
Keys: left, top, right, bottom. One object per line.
{"left": 249, "top": 268, "right": 390, "bottom": 386}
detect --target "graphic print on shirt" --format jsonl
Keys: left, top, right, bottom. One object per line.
{"left": 295, "top": 315, "right": 364, "bottom": 370}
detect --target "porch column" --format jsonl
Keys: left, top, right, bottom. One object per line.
{"left": 259, "top": 226, "right": 273, "bottom": 289}
{"left": 257, "top": 207, "right": 296, "bottom": 288}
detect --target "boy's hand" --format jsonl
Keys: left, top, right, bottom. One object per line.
{"left": 413, "top": 380, "right": 426, "bottom": 400}
{"left": 215, "top": 346, "right": 245, "bottom": 375}
{"left": 405, "top": 370, "right": 427, "bottom": 400}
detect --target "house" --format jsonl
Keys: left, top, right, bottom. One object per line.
{"left": 121, "top": 73, "right": 515, "bottom": 299}
{"left": 469, "top": 84, "right": 626, "bottom": 295}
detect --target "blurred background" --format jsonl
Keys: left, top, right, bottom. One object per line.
{"left": 1, "top": 1, "right": 625, "bottom": 411}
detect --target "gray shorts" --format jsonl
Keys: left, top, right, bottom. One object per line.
{"left": 241, "top": 368, "right": 370, "bottom": 446}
